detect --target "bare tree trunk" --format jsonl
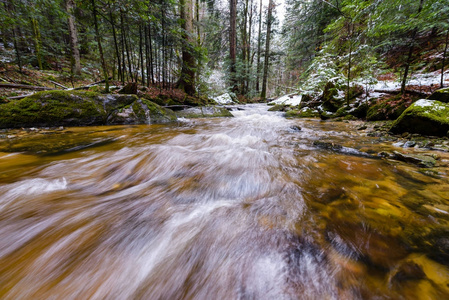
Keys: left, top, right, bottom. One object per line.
{"left": 256, "top": 0, "right": 262, "bottom": 93}
{"left": 120, "top": 10, "right": 133, "bottom": 82}
{"left": 148, "top": 23, "right": 154, "bottom": 85}
{"left": 91, "top": 0, "right": 109, "bottom": 92}
{"left": 31, "top": 18, "right": 43, "bottom": 70}
{"left": 66, "top": 0, "right": 81, "bottom": 75}
{"left": 177, "top": 0, "right": 196, "bottom": 95}
{"left": 401, "top": 0, "right": 424, "bottom": 94}
{"left": 109, "top": 8, "right": 122, "bottom": 83}
{"left": 346, "top": 22, "right": 353, "bottom": 107}
{"left": 441, "top": 28, "right": 449, "bottom": 88}
{"left": 229, "top": 0, "right": 237, "bottom": 91}
{"left": 139, "top": 24, "right": 145, "bottom": 86}
{"left": 261, "top": 0, "right": 273, "bottom": 100}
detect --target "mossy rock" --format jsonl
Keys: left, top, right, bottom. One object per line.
{"left": 268, "top": 104, "right": 287, "bottom": 112}
{"left": 367, "top": 96, "right": 408, "bottom": 121}
{"left": 0, "top": 90, "right": 172, "bottom": 129}
{"left": 285, "top": 107, "right": 319, "bottom": 118}
{"left": 352, "top": 102, "right": 369, "bottom": 119}
{"left": 389, "top": 99, "right": 449, "bottom": 137}
{"left": 428, "top": 87, "right": 449, "bottom": 103}
{"left": 345, "top": 84, "right": 364, "bottom": 101}
{"left": 108, "top": 99, "right": 177, "bottom": 124}
{"left": 0, "top": 90, "right": 108, "bottom": 128}
{"left": 322, "top": 81, "right": 341, "bottom": 112}
{"left": 176, "top": 106, "right": 233, "bottom": 118}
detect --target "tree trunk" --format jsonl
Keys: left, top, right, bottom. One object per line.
{"left": 401, "top": 0, "right": 424, "bottom": 94}
{"left": 120, "top": 10, "right": 133, "bottom": 82}
{"left": 66, "top": 0, "right": 81, "bottom": 75}
{"left": 256, "top": 0, "right": 262, "bottom": 93}
{"left": 139, "top": 24, "right": 145, "bottom": 86}
{"left": 145, "top": 23, "right": 150, "bottom": 86}
{"left": 148, "top": 23, "right": 154, "bottom": 85}
{"left": 229, "top": 0, "right": 237, "bottom": 91}
{"left": 31, "top": 18, "right": 43, "bottom": 70}
{"left": 441, "top": 28, "right": 449, "bottom": 88}
{"left": 109, "top": 8, "right": 122, "bottom": 83}
{"left": 240, "top": 0, "right": 249, "bottom": 95}
{"left": 177, "top": 0, "right": 196, "bottom": 95}
{"left": 261, "top": 0, "right": 273, "bottom": 100}
{"left": 91, "top": 0, "right": 109, "bottom": 92}
{"left": 346, "top": 22, "right": 353, "bottom": 107}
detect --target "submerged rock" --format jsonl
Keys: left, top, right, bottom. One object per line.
{"left": 390, "top": 151, "right": 437, "bottom": 168}
{"left": 312, "top": 141, "right": 378, "bottom": 158}
{"left": 389, "top": 99, "right": 449, "bottom": 137}
{"left": 0, "top": 90, "right": 176, "bottom": 129}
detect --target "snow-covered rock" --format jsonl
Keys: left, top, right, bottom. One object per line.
{"left": 213, "top": 93, "right": 237, "bottom": 105}
{"left": 268, "top": 94, "right": 302, "bottom": 106}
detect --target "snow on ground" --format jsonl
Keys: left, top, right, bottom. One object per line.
{"left": 370, "top": 69, "right": 449, "bottom": 92}
{"left": 213, "top": 93, "right": 236, "bottom": 104}
{"left": 414, "top": 99, "right": 446, "bottom": 110}
{"left": 268, "top": 94, "right": 302, "bottom": 106}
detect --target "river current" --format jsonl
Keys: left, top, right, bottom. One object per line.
{"left": 0, "top": 104, "right": 448, "bottom": 299}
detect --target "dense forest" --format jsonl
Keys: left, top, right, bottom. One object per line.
{"left": 0, "top": 0, "right": 448, "bottom": 101}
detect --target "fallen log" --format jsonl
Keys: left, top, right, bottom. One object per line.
{"left": 73, "top": 77, "right": 112, "bottom": 90}
{"left": 7, "top": 94, "right": 35, "bottom": 100}
{"left": 49, "top": 80, "right": 68, "bottom": 89}
{"left": 0, "top": 83, "right": 53, "bottom": 91}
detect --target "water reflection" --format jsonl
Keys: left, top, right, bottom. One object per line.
{"left": 0, "top": 104, "right": 448, "bottom": 299}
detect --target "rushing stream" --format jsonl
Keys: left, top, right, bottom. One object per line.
{"left": 0, "top": 104, "right": 448, "bottom": 299}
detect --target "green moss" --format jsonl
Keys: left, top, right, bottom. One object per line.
{"left": 268, "top": 104, "right": 287, "bottom": 111}
{"left": 390, "top": 100, "right": 449, "bottom": 137}
{"left": 0, "top": 90, "right": 106, "bottom": 128}
{"left": 132, "top": 101, "right": 147, "bottom": 121}
{"left": 367, "top": 95, "right": 408, "bottom": 121}
{"left": 428, "top": 88, "right": 449, "bottom": 103}
{"left": 285, "top": 108, "right": 319, "bottom": 118}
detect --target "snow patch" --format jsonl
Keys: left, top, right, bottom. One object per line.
{"left": 213, "top": 93, "right": 236, "bottom": 105}
{"left": 269, "top": 94, "right": 302, "bottom": 106}
{"left": 413, "top": 99, "right": 446, "bottom": 111}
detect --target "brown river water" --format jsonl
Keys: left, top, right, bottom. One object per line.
{"left": 0, "top": 104, "right": 448, "bottom": 299}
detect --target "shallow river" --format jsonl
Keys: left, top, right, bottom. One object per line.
{"left": 0, "top": 104, "right": 448, "bottom": 299}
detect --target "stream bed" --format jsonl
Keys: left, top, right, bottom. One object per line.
{"left": 0, "top": 104, "right": 448, "bottom": 299}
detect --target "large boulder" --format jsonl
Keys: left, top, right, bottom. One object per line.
{"left": 389, "top": 99, "right": 449, "bottom": 137}
{"left": 428, "top": 87, "right": 449, "bottom": 103}
{"left": 0, "top": 90, "right": 176, "bottom": 129}
{"left": 108, "top": 99, "right": 177, "bottom": 124}
{"left": 321, "top": 82, "right": 341, "bottom": 112}
{"left": 366, "top": 97, "right": 408, "bottom": 121}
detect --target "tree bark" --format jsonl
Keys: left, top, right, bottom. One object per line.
{"left": 229, "top": 0, "right": 237, "bottom": 91}
{"left": 139, "top": 24, "right": 145, "bottom": 86}
{"left": 0, "top": 83, "right": 53, "bottom": 90}
{"left": 346, "top": 22, "right": 353, "bottom": 107}
{"left": 441, "top": 28, "right": 449, "bottom": 88}
{"left": 66, "top": 0, "right": 81, "bottom": 75}
{"left": 261, "top": 0, "right": 273, "bottom": 100}
{"left": 177, "top": 0, "right": 196, "bottom": 95}
{"left": 256, "top": 0, "right": 262, "bottom": 93}
{"left": 31, "top": 18, "right": 43, "bottom": 70}
{"left": 91, "top": 0, "right": 109, "bottom": 92}
{"left": 109, "top": 8, "right": 122, "bottom": 82}
{"left": 401, "top": 0, "right": 425, "bottom": 94}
